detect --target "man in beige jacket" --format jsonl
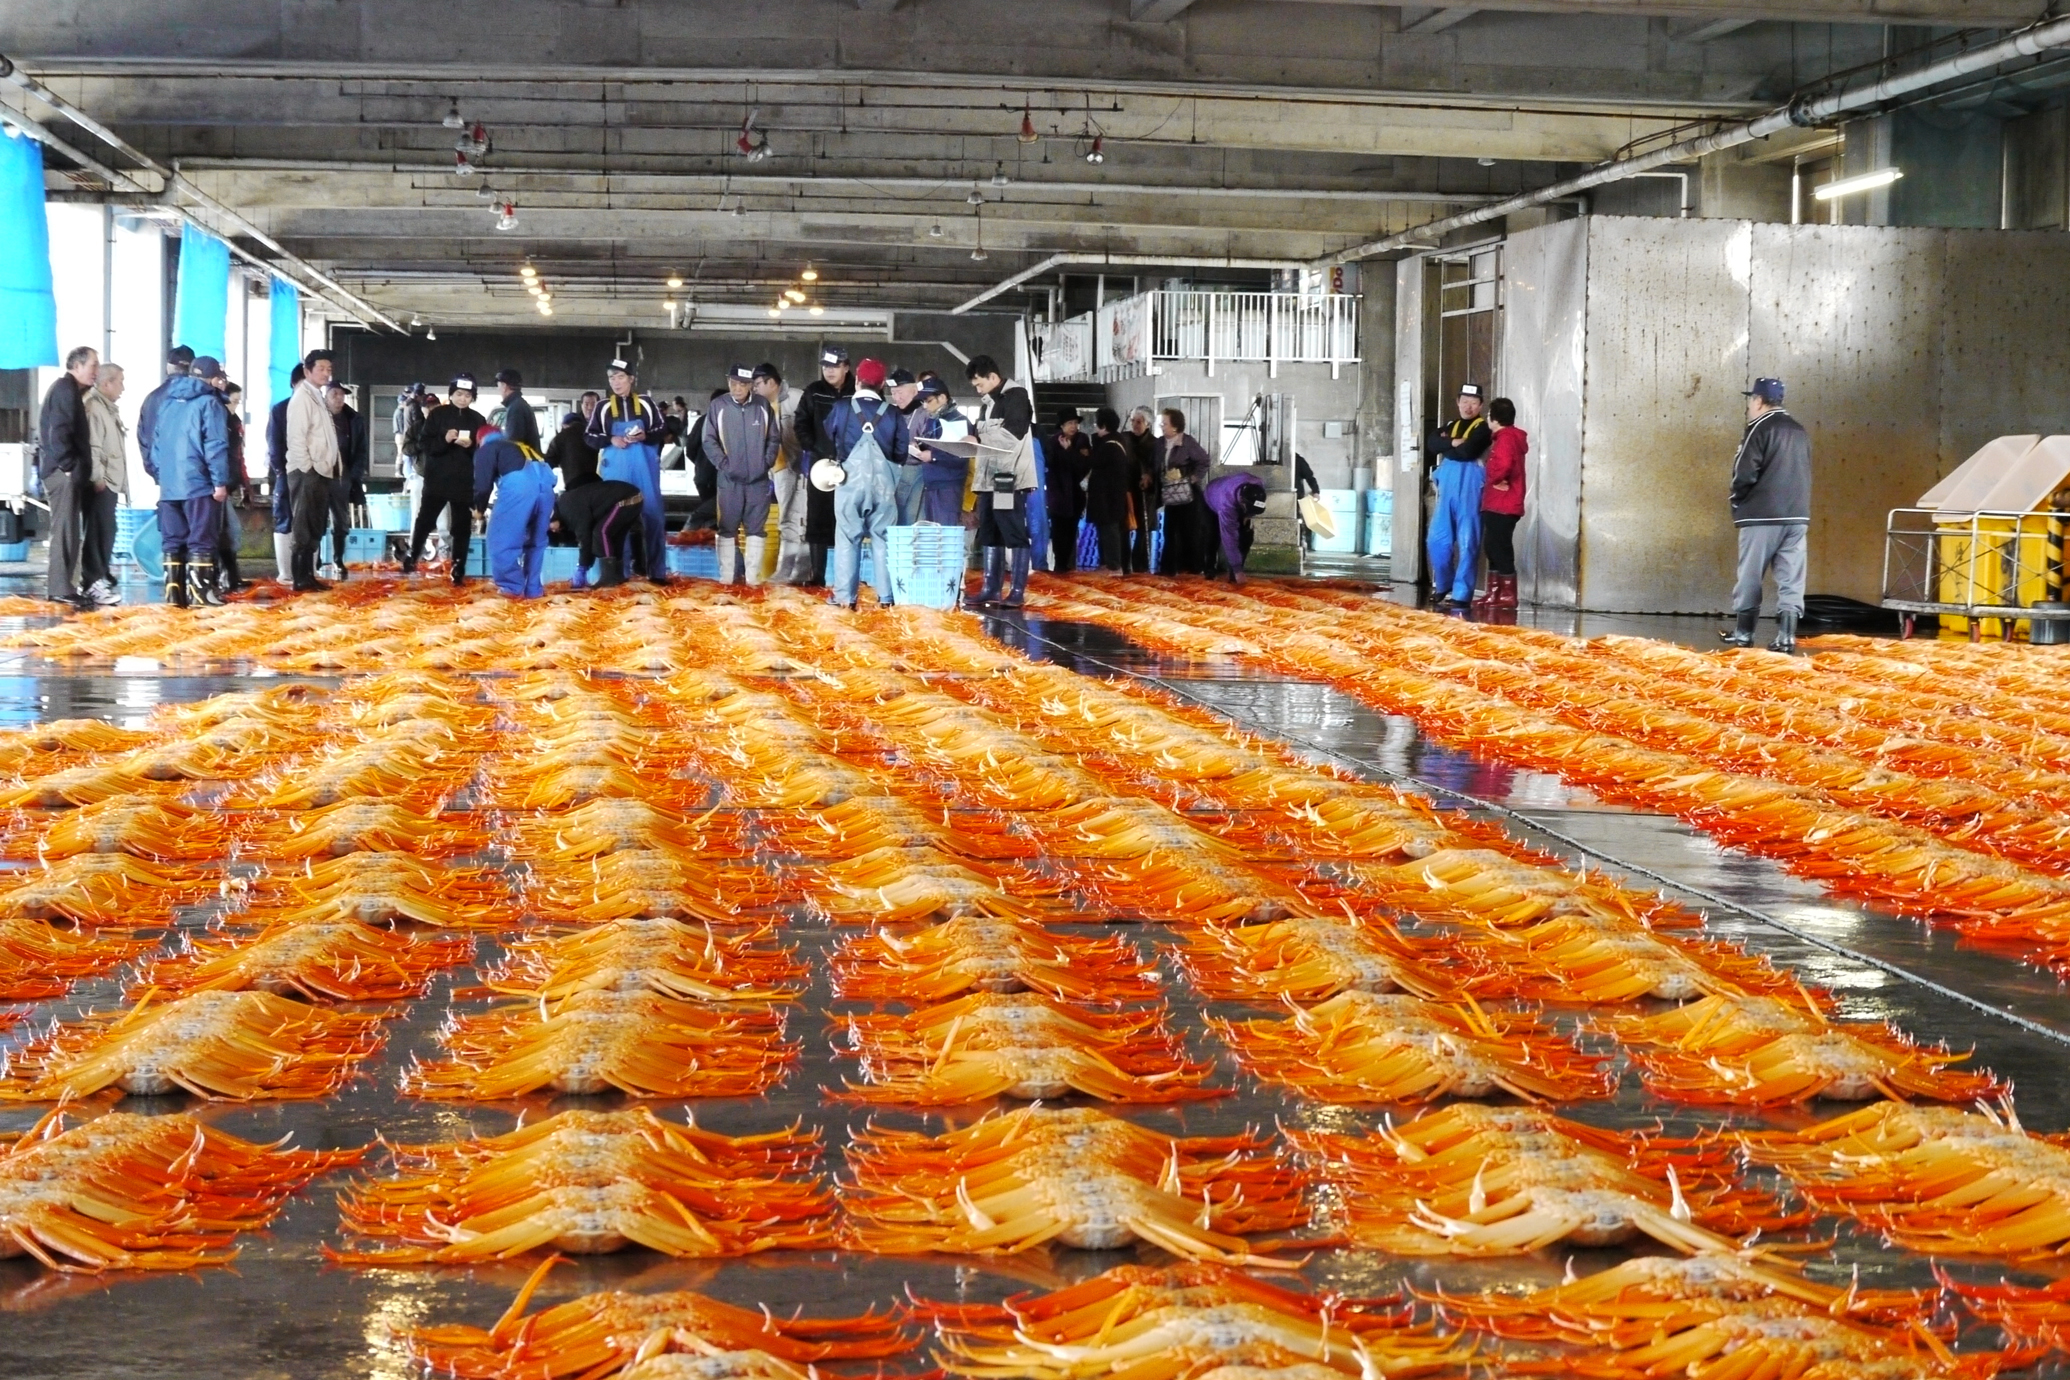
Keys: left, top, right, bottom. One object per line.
{"left": 284, "top": 348, "right": 340, "bottom": 591}
{"left": 80, "top": 361, "right": 129, "bottom": 606}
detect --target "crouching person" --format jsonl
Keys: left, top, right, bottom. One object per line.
{"left": 554, "top": 480, "right": 644, "bottom": 589}
{"left": 472, "top": 426, "right": 557, "bottom": 598}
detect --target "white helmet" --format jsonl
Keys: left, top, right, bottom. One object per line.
{"left": 810, "top": 458, "right": 847, "bottom": 491}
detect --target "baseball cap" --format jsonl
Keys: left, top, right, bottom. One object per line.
{"left": 607, "top": 358, "right": 634, "bottom": 375}
{"left": 819, "top": 346, "right": 849, "bottom": 367}
{"left": 451, "top": 374, "right": 478, "bottom": 394}
{"left": 916, "top": 376, "right": 948, "bottom": 400}
{"left": 728, "top": 363, "right": 755, "bottom": 383}
{"left": 493, "top": 367, "right": 523, "bottom": 386}
{"left": 887, "top": 368, "right": 917, "bottom": 388}
{"left": 854, "top": 358, "right": 887, "bottom": 389}
{"left": 1458, "top": 383, "right": 1483, "bottom": 398}
{"left": 1743, "top": 377, "right": 1785, "bottom": 403}
{"left": 191, "top": 356, "right": 226, "bottom": 381}
{"left": 751, "top": 362, "right": 783, "bottom": 382}
{"left": 168, "top": 345, "right": 196, "bottom": 368}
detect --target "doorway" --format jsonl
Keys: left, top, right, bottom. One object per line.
{"left": 1411, "top": 245, "right": 1502, "bottom": 584}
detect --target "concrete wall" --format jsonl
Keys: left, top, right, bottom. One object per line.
{"left": 1497, "top": 215, "right": 2070, "bottom": 612}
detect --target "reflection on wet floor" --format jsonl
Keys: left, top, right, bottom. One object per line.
{"left": 0, "top": 601, "right": 2063, "bottom": 1378}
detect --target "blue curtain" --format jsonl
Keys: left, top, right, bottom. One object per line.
{"left": 172, "top": 222, "right": 230, "bottom": 360}
{"left": 0, "top": 131, "right": 58, "bottom": 369}
{"left": 268, "top": 276, "right": 300, "bottom": 403}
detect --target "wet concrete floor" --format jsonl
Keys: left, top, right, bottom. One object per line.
{"left": 0, "top": 589, "right": 2061, "bottom": 1378}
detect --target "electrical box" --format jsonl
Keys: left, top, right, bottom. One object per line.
{"left": 1322, "top": 421, "right": 1346, "bottom": 439}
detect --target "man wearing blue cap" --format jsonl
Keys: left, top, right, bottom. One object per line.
{"left": 146, "top": 355, "right": 233, "bottom": 607}
{"left": 1723, "top": 377, "right": 1811, "bottom": 652}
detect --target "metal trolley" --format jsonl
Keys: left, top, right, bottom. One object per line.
{"left": 1880, "top": 505, "right": 2069, "bottom": 641}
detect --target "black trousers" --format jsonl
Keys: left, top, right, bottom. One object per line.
{"left": 1049, "top": 507, "right": 1081, "bottom": 574}
{"left": 325, "top": 474, "right": 354, "bottom": 568}
{"left": 214, "top": 499, "right": 243, "bottom": 587}
{"left": 1094, "top": 520, "right": 1128, "bottom": 572}
{"left": 1128, "top": 492, "right": 1156, "bottom": 574}
{"left": 1159, "top": 497, "right": 1207, "bottom": 575}
{"left": 80, "top": 484, "right": 117, "bottom": 589}
{"left": 555, "top": 480, "right": 643, "bottom": 568}
{"left": 411, "top": 477, "right": 474, "bottom": 577}
{"left": 1482, "top": 511, "right": 1521, "bottom": 576}
{"left": 287, "top": 469, "right": 332, "bottom": 585}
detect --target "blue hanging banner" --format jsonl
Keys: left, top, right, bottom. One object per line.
{"left": 269, "top": 276, "right": 301, "bottom": 403}
{"left": 171, "top": 222, "right": 230, "bottom": 360}
{"left": 0, "top": 130, "right": 58, "bottom": 370}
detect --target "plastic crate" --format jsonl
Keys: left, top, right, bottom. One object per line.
{"left": 667, "top": 545, "right": 719, "bottom": 579}
{"left": 884, "top": 525, "right": 964, "bottom": 609}
{"left": 0, "top": 541, "right": 26, "bottom": 562}
{"left": 323, "top": 529, "right": 390, "bottom": 567}
{"left": 112, "top": 505, "right": 155, "bottom": 561}
{"left": 363, "top": 492, "right": 411, "bottom": 532}
{"left": 1360, "top": 488, "right": 1393, "bottom": 558}
{"left": 541, "top": 546, "right": 584, "bottom": 583}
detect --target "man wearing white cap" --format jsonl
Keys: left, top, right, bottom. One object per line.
{"left": 704, "top": 363, "right": 778, "bottom": 585}
{"left": 793, "top": 345, "right": 855, "bottom": 586}
{"left": 405, "top": 374, "right": 487, "bottom": 584}
{"left": 585, "top": 357, "right": 668, "bottom": 580}
{"left": 1424, "top": 382, "right": 1491, "bottom": 610}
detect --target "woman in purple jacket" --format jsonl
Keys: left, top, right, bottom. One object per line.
{"left": 1203, "top": 472, "right": 1267, "bottom": 585}
{"left": 1154, "top": 407, "right": 1212, "bottom": 576}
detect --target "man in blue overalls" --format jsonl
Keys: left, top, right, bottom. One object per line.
{"left": 822, "top": 357, "right": 910, "bottom": 609}
{"left": 1424, "top": 382, "right": 1491, "bottom": 610}
{"left": 472, "top": 424, "right": 557, "bottom": 598}
{"left": 583, "top": 357, "right": 668, "bottom": 581}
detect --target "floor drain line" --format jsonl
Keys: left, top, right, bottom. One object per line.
{"left": 1003, "top": 621, "right": 2070, "bottom": 1052}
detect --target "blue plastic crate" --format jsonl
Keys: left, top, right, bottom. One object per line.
{"left": 112, "top": 506, "right": 155, "bottom": 561}
{"left": 541, "top": 546, "right": 584, "bottom": 583}
{"left": 666, "top": 545, "right": 719, "bottom": 579}
{"left": 0, "top": 541, "right": 27, "bottom": 563}
{"left": 363, "top": 492, "right": 412, "bottom": 532}
{"left": 884, "top": 525, "right": 964, "bottom": 609}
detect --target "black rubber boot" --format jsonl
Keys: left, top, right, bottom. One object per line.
{"left": 1719, "top": 608, "right": 1758, "bottom": 647}
{"left": 977, "top": 547, "right": 1003, "bottom": 605}
{"left": 1770, "top": 609, "right": 1799, "bottom": 653}
{"left": 995, "top": 548, "right": 1030, "bottom": 609}
{"left": 190, "top": 558, "right": 226, "bottom": 606}
{"left": 596, "top": 557, "right": 626, "bottom": 589}
{"left": 165, "top": 556, "right": 189, "bottom": 609}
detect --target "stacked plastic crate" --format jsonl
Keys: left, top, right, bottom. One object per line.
{"left": 884, "top": 524, "right": 965, "bottom": 609}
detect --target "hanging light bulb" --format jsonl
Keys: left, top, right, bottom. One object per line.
{"left": 537, "top": 292, "right": 551, "bottom": 304}
{"left": 785, "top": 288, "right": 806, "bottom": 303}
{"left": 992, "top": 162, "right": 1009, "bottom": 188}
{"left": 426, "top": 325, "right": 437, "bottom": 341}
{"left": 520, "top": 264, "right": 537, "bottom": 280}
{"left": 666, "top": 274, "right": 683, "bottom": 289}
{"left": 663, "top": 298, "right": 675, "bottom": 310}
{"left": 476, "top": 182, "right": 495, "bottom": 199}
{"left": 454, "top": 149, "right": 476, "bottom": 177}
{"left": 928, "top": 222, "right": 944, "bottom": 238}
{"left": 1018, "top": 102, "right": 1038, "bottom": 144}
{"left": 809, "top": 305, "right": 824, "bottom": 316}
{"left": 527, "top": 284, "right": 543, "bottom": 297}
{"left": 442, "top": 99, "right": 464, "bottom": 130}
{"left": 768, "top": 307, "right": 781, "bottom": 318}
{"left": 966, "top": 186, "right": 985, "bottom": 207}
{"left": 800, "top": 262, "right": 818, "bottom": 282}
{"left": 409, "top": 313, "right": 423, "bottom": 329}
{"left": 1084, "top": 135, "right": 1105, "bottom": 165}
{"left": 971, "top": 246, "right": 988, "bottom": 261}
{"left": 495, "top": 201, "right": 519, "bottom": 231}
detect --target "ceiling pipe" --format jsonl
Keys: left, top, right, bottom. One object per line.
{"left": 169, "top": 159, "right": 1513, "bottom": 207}
{"left": 0, "top": 52, "right": 405, "bottom": 332}
{"left": 953, "top": 253, "right": 1311, "bottom": 315}
{"left": 1334, "top": 10, "right": 2070, "bottom": 261}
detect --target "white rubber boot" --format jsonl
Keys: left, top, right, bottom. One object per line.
{"left": 715, "top": 535, "right": 738, "bottom": 585}
{"left": 272, "top": 533, "right": 294, "bottom": 584}
{"left": 744, "top": 536, "right": 766, "bottom": 586}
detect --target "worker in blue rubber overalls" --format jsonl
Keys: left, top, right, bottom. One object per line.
{"left": 472, "top": 424, "right": 556, "bottom": 598}
{"left": 584, "top": 357, "right": 668, "bottom": 582}
{"left": 821, "top": 357, "right": 910, "bottom": 609}
{"left": 1424, "top": 382, "right": 1491, "bottom": 610}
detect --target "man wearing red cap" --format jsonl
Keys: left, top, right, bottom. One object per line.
{"left": 820, "top": 357, "right": 910, "bottom": 608}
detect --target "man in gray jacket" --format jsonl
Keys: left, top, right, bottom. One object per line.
{"left": 703, "top": 363, "right": 778, "bottom": 585}
{"left": 1722, "top": 376, "right": 1811, "bottom": 652}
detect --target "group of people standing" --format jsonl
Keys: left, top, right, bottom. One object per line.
{"left": 1422, "top": 382, "right": 1530, "bottom": 611}
{"left": 37, "top": 343, "right": 261, "bottom": 609}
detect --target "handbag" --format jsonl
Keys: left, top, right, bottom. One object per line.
{"left": 1160, "top": 469, "right": 1194, "bottom": 506}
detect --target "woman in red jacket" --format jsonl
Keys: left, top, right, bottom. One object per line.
{"left": 1480, "top": 397, "right": 1527, "bottom": 609}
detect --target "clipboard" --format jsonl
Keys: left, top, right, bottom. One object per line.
{"left": 911, "top": 435, "right": 1013, "bottom": 458}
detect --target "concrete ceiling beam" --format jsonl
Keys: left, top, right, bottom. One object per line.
{"left": 1399, "top": 7, "right": 1482, "bottom": 33}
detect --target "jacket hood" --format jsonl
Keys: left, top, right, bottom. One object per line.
{"left": 167, "top": 375, "right": 217, "bottom": 402}
{"left": 1501, "top": 425, "right": 1529, "bottom": 443}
